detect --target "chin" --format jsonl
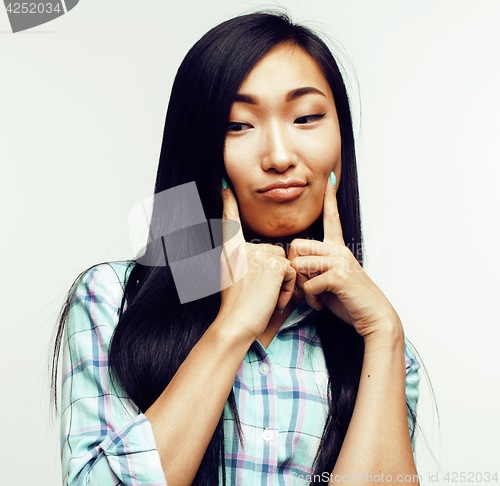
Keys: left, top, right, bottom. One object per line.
{"left": 244, "top": 221, "right": 311, "bottom": 240}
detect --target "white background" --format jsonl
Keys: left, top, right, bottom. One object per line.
{"left": 1, "top": 0, "right": 499, "bottom": 484}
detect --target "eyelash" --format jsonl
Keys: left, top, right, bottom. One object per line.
{"left": 226, "top": 113, "right": 326, "bottom": 132}
{"left": 294, "top": 113, "right": 326, "bottom": 124}
{"left": 227, "top": 122, "right": 251, "bottom": 132}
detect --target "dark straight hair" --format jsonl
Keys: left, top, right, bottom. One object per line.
{"left": 52, "top": 11, "right": 415, "bottom": 485}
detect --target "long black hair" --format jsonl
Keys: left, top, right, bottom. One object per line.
{"left": 52, "top": 11, "right": 416, "bottom": 485}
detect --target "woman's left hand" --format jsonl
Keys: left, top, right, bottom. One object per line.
{"left": 288, "top": 179, "right": 402, "bottom": 340}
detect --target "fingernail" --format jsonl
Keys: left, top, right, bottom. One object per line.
{"left": 278, "top": 308, "right": 284, "bottom": 315}
{"left": 315, "top": 307, "right": 321, "bottom": 312}
{"left": 222, "top": 177, "right": 228, "bottom": 190}
{"left": 329, "top": 171, "right": 336, "bottom": 186}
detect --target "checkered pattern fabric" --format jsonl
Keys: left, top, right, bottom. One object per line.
{"left": 60, "top": 262, "right": 419, "bottom": 485}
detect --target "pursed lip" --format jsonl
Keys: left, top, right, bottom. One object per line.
{"left": 257, "top": 179, "right": 307, "bottom": 193}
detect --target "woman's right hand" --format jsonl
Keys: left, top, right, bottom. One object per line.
{"left": 216, "top": 184, "right": 296, "bottom": 341}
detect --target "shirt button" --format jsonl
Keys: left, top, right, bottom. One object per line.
{"left": 259, "top": 363, "right": 270, "bottom": 375}
{"left": 262, "top": 429, "right": 273, "bottom": 442}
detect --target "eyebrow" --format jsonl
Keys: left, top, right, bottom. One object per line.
{"left": 233, "top": 86, "right": 326, "bottom": 104}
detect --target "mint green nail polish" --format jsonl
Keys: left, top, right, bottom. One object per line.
{"left": 222, "top": 177, "right": 227, "bottom": 190}
{"left": 329, "top": 171, "right": 336, "bottom": 186}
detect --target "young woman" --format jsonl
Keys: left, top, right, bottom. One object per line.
{"left": 52, "top": 11, "right": 420, "bottom": 486}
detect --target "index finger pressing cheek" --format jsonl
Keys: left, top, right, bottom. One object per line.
{"left": 220, "top": 179, "right": 247, "bottom": 288}
{"left": 322, "top": 172, "right": 344, "bottom": 245}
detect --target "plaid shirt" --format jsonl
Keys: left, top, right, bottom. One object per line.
{"left": 61, "top": 262, "right": 420, "bottom": 486}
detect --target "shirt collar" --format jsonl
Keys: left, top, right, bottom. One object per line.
{"left": 277, "top": 297, "right": 317, "bottom": 333}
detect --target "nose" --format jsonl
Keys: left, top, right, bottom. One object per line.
{"left": 261, "top": 122, "right": 297, "bottom": 172}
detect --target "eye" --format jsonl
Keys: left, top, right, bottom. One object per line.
{"left": 227, "top": 122, "right": 253, "bottom": 132}
{"left": 294, "top": 113, "right": 326, "bottom": 124}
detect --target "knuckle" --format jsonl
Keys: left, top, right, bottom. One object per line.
{"left": 334, "top": 262, "right": 348, "bottom": 284}
{"left": 276, "top": 246, "right": 286, "bottom": 257}
{"left": 292, "top": 238, "right": 308, "bottom": 254}
{"left": 289, "top": 239, "right": 299, "bottom": 253}
{"left": 265, "top": 243, "right": 285, "bottom": 256}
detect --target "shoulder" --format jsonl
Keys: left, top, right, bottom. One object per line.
{"left": 70, "top": 261, "right": 135, "bottom": 304}
{"left": 74, "top": 260, "right": 134, "bottom": 289}
{"left": 65, "top": 261, "right": 136, "bottom": 339}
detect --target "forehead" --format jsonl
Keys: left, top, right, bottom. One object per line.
{"left": 237, "top": 42, "right": 331, "bottom": 99}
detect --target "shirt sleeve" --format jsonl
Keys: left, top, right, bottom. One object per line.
{"left": 60, "top": 263, "right": 167, "bottom": 486}
{"left": 404, "top": 340, "right": 421, "bottom": 453}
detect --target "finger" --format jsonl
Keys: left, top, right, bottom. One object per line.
{"left": 302, "top": 270, "right": 351, "bottom": 314}
{"left": 220, "top": 183, "right": 247, "bottom": 287}
{"left": 295, "top": 269, "right": 309, "bottom": 294}
{"left": 302, "top": 272, "right": 333, "bottom": 311}
{"left": 259, "top": 243, "right": 287, "bottom": 257}
{"left": 276, "top": 261, "right": 296, "bottom": 312}
{"left": 292, "top": 255, "right": 333, "bottom": 277}
{"left": 288, "top": 238, "right": 339, "bottom": 262}
{"left": 323, "top": 174, "right": 344, "bottom": 245}
{"left": 292, "top": 256, "right": 333, "bottom": 309}
{"left": 221, "top": 183, "right": 243, "bottom": 244}
{"left": 290, "top": 255, "right": 329, "bottom": 310}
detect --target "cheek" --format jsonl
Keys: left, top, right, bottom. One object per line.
{"left": 223, "top": 153, "right": 245, "bottom": 191}
{"left": 223, "top": 143, "right": 255, "bottom": 224}
{"left": 306, "top": 131, "right": 341, "bottom": 178}
{"left": 223, "top": 142, "right": 239, "bottom": 185}
{"left": 223, "top": 138, "right": 258, "bottom": 190}
{"left": 323, "top": 125, "right": 342, "bottom": 169}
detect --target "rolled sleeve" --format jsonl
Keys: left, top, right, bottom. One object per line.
{"left": 60, "top": 263, "right": 166, "bottom": 486}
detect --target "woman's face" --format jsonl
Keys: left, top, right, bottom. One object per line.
{"left": 224, "top": 42, "right": 341, "bottom": 240}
